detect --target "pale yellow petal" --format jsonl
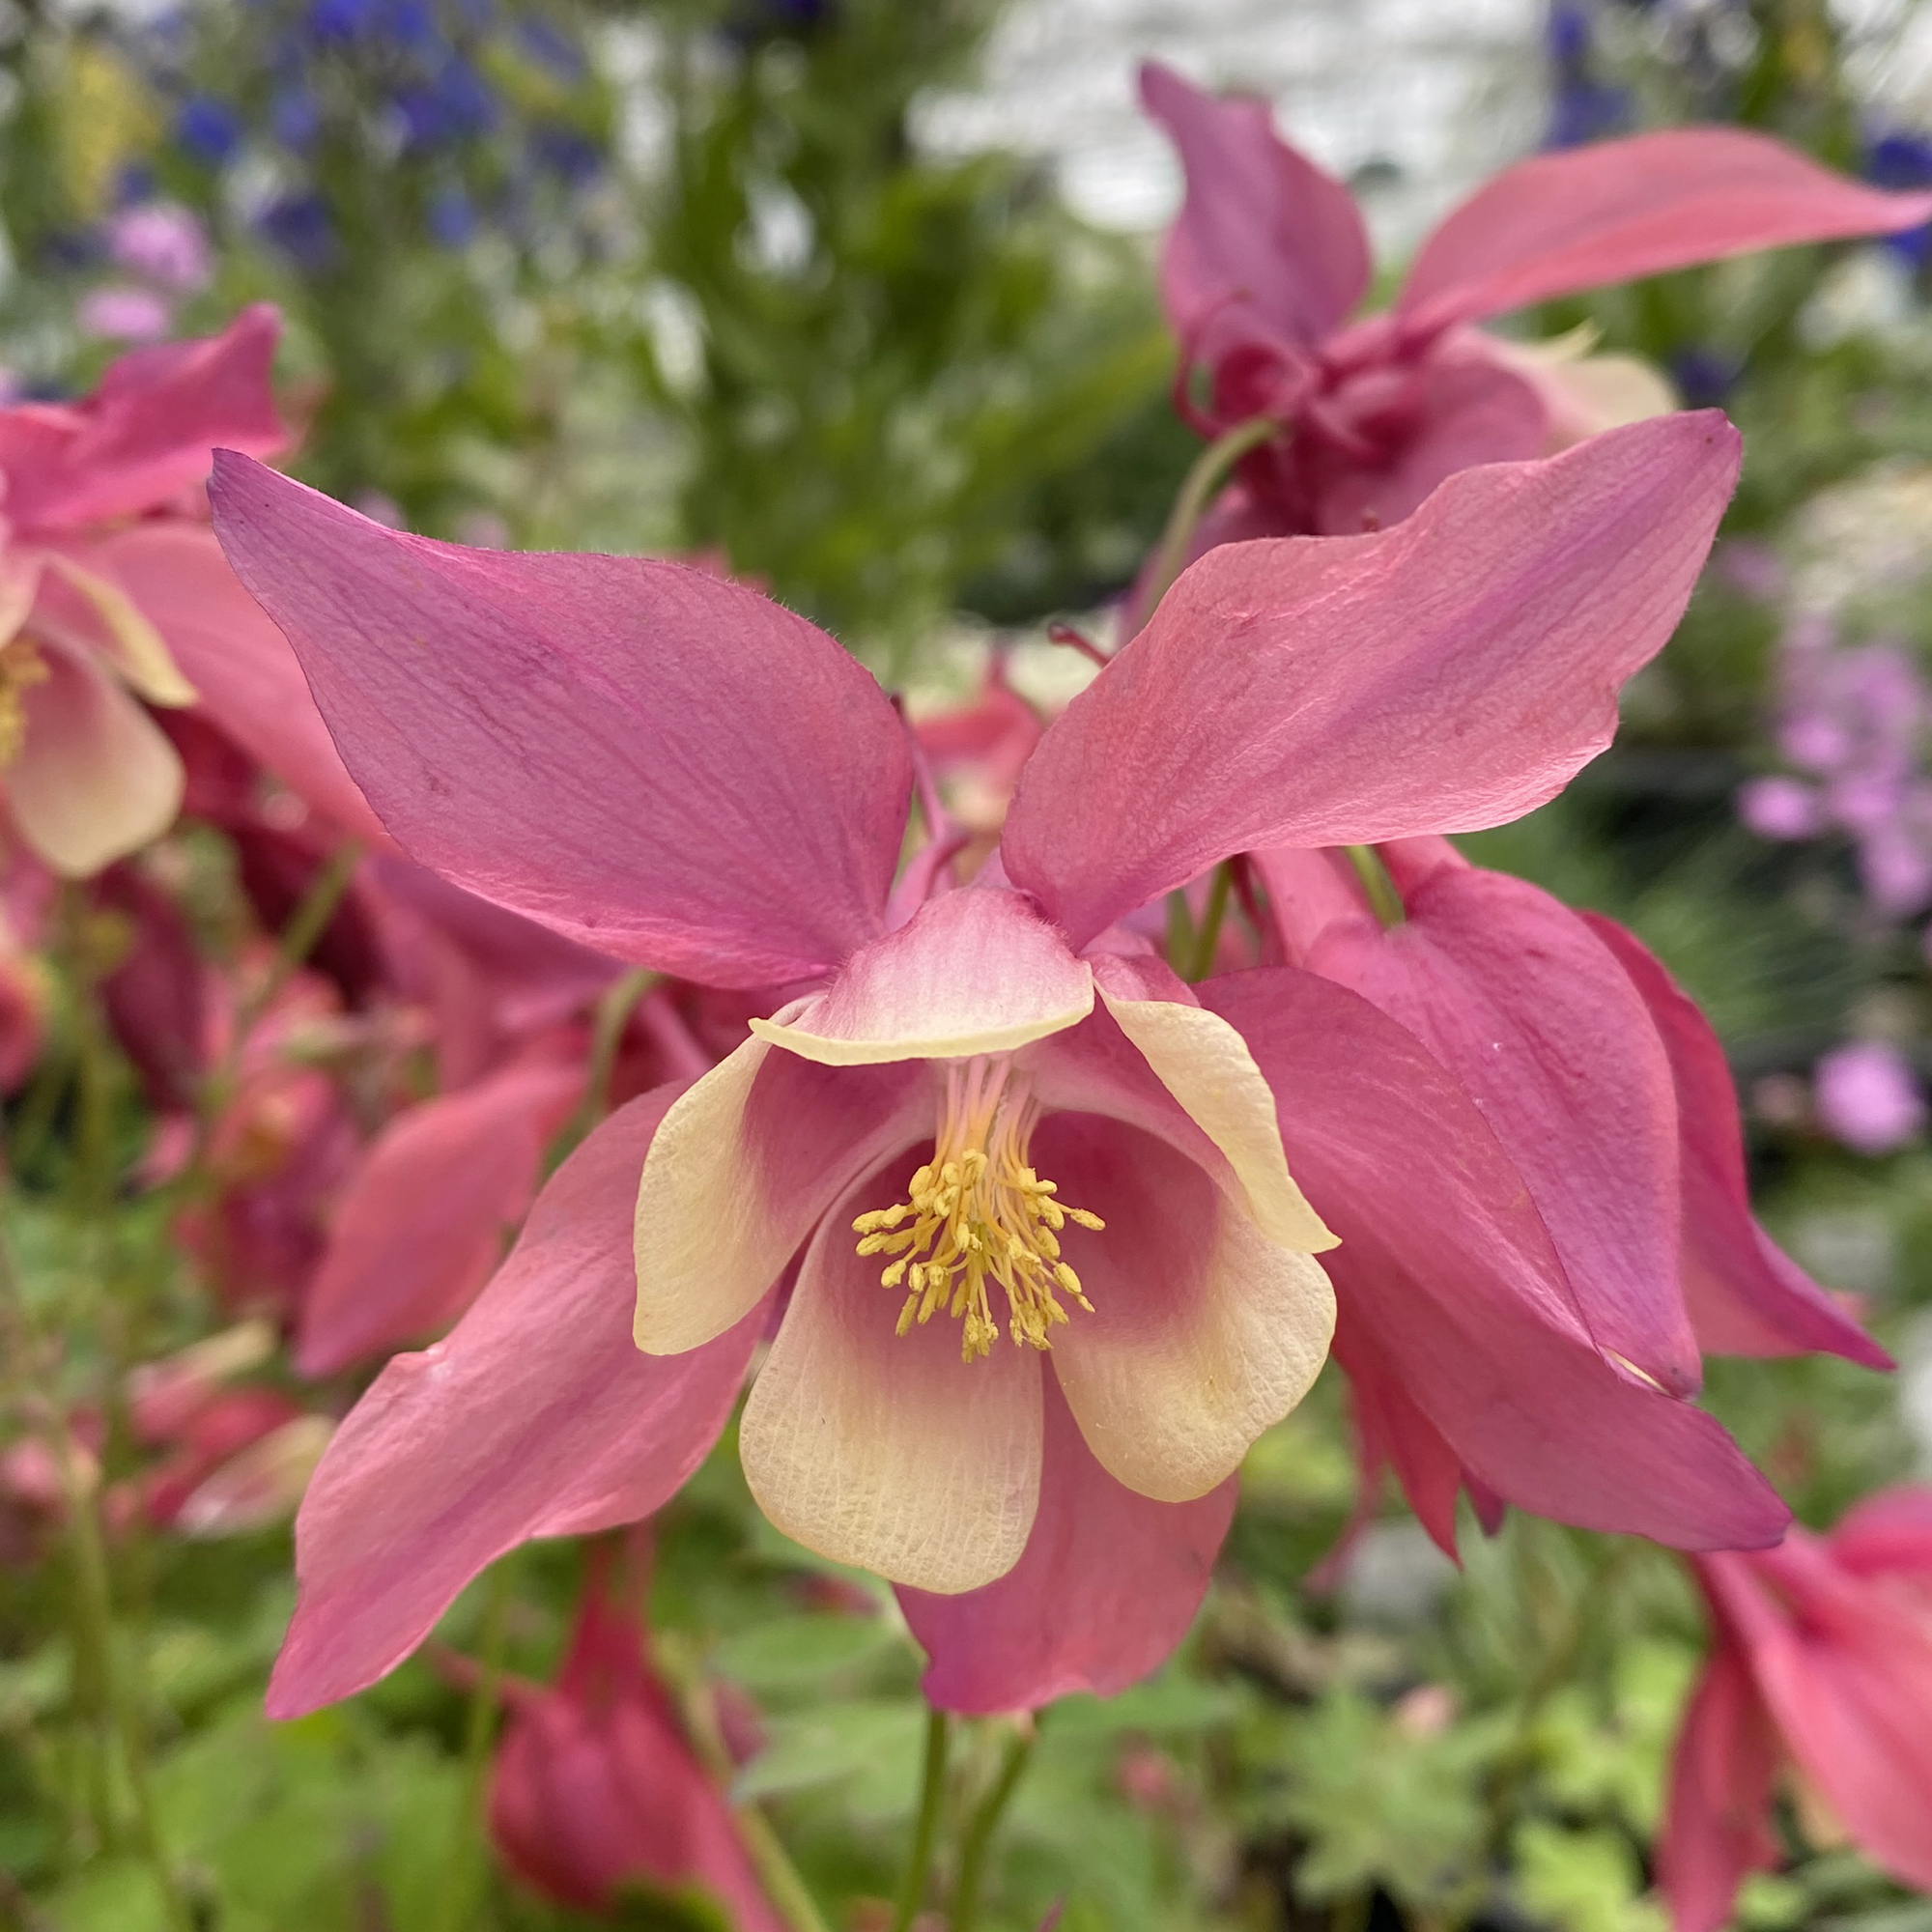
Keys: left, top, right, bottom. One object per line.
{"left": 739, "top": 1189, "right": 1042, "bottom": 1592}
{"left": 1095, "top": 980, "right": 1335, "bottom": 1252}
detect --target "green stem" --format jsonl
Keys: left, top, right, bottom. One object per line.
{"left": 1187, "top": 864, "right": 1235, "bottom": 982}
{"left": 1140, "top": 412, "right": 1282, "bottom": 617}
{"left": 432, "top": 1558, "right": 514, "bottom": 1932}
{"left": 893, "top": 1708, "right": 951, "bottom": 1932}
{"left": 0, "top": 1221, "right": 191, "bottom": 1932}
{"left": 1345, "top": 845, "right": 1406, "bottom": 929}
{"left": 547, "top": 966, "right": 657, "bottom": 1171}
{"left": 661, "top": 1644, "right": 831, "bottom": 1932}
{"left": 949, "top": 1721, "right": 1036, "bottom": 1932}
{"left": 186, "top": 839, "right": 364, "bottom": 1184}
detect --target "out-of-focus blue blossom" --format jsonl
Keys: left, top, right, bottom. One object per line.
{"left": 397, "top": 59, "right": 497, "bottom": 150}
{"left": 174, "top": 96, "right": 242, "bottom": 165}
{"left": 426, "top": 185, "right": 475, "bottom": 246}
{"left": 305, "top": 0, "right": 381, "bottom": 44}
{"left": 723, "top": 0, "right": 835, "bottom": 45}
{"left": 271, "top": 87, "right": 324, "bottom": 153}
{"left": 528, "top": 123, "right": 601, "bottom": 185}
{"left": 516, "top": 15, "right": 583, "bottom": 81}
{"left": 260, "top": 189, "right": 338, "bottom": 269}
{"left": 1865, "top": 132, "right": 1932, "bottom": 267}
{"left": 1544, "top": 2, "right": 1629, "bottom": 150}
{"left": 1669, "top": 347, "right": 1741, "bottom": 409}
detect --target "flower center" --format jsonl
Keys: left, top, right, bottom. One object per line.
{"left": 0, "top": 637, "right": 48, "bottom": 769}
{"left": 851, "top": 1054, "right": 1105, "bottom": 1363}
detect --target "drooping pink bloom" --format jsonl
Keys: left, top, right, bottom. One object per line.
{"left": 1661, "top": 1489, "right": 1932, "bottom": 1932}
{"left": 1140, "top": 62, "right": 1932, "bottom": 548}
{"left": 211, "top": 412, "right": 1786, "bottom": 1722}
{"left": 487, "top": 1542, "right": 784, "bottom": 1929}
{"left": 1253, "top": 835, "right": 1889, "bottom": 1553}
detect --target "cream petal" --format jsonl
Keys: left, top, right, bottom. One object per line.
{"left": 1041, "top": 1114, "right": 1335, "bottom": 1502}
{"left": 632, "top": 1037, "right": 927, "bottom": 1354}
{"left": 1092, "top": 955, "right": 1334, "bottom": 1252}
{"left": 6, "top": 641, "right": 184, "bottom": 875}
{"left": 749, "top": 886, "right": 1093, "bottom": 1066}
{"left": 37, "top": 550, "right": 197, "bottom": 705}
{"left": 739, "top": 1163, "right": 1043, "bottom": 1593}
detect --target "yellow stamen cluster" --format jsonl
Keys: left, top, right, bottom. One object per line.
{"left": 0, "top": 638, "right": 48, "bottom": 769}
{"left": 852, "top": 1054, "right": 1105, "bottom": 1362}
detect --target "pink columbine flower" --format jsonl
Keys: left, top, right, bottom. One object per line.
{"left": 1258, "top": 835, "right": 1889, "bottom": 1555}
{"left": 1661, "top": 1488, "right": 1932, "bottom": 1932}
{"left": 1139, "top": 62, "right": 1932, "bottom": 550}
{"left": 0, "top": 305, "right": 389, "bottom": 877}
{"left": 210, "top": 411, "right": 1788, "bottom": 1722}
{"left": 487, "top": 1545, "right": 783, "bottom": 1928}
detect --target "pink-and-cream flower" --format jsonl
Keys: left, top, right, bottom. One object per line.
{"left": 1141, "top": 63, "right": 1932, "bottom": 548}
{"left": 0, "top": 306, "right": 388, "bottom": 876}
{"left": 0, "top": 310, "right": 289, "bottom": 873}
{"left": 210, "top": 411, "right": 1784, "bottom": 1720}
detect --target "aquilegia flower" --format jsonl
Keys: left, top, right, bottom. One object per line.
{"left": 1661, "top": 1488, "right": 1932, "bottom": 1931}
{"left": 1255, "top": 834, "right": 1889, "bottom": 1554}
{"left": 0, "top": 305, "right": 384, "bottom": 874}
{"left": 1141, "top": 62, "right": 1932, "bottom": 546}
{"left": 211, "top": 411, "right": 1783, "bottom": 1719}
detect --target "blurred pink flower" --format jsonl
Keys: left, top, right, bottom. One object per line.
{"left": 1814, "top": 1040, "right": 1924, "bottom": 1154}
{"left": 77, "top": 288, "right": 174, "bottom": 345}
{"left": 1662, "top": 1490, "right": 1932, "bottom": 1932}
{"left": 1737, "top": 775, "right": 1822, "bottom": 840}
{"left": 106, "top": 203, "right": 213, "bottom": 294}
{"left": 0, "top": 307, "right": 293, "bottom": 875}
{"left": 487, "top": 1541, "right": 784, "bottom": 1928}
{"left": 206, "top": 412, "right": 1785, "bottom": 1722}
{"left": 1137, "top": 61, "right": 1932, "bottom": 566}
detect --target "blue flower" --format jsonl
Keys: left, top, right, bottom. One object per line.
{"left": 271, "top": 86, "right": 324, "bottom": 152}
{"left": 426, "top": 184, "right": 476, "bottom": 246}
{"left": 174, "top": 95, "right": 242, "bottom": 166}
{"left": 304, "top": 0, "right": 381, "bottom": 43}
{"left": 259, "top": 189, "right": 338, "bottom": 269}
{"left": 1669, "top": 347, "right": 1741, "bottom": 408}
{"left": 1864, "top": 131, "right": 1932, "bottom": 265}
{"left": 528, "top": 122, "right": 602, "bottom": 185}
{"left": 398, "top": 58, "right": 497, "bottom": 149}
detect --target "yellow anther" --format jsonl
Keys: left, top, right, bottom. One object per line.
{"left": 0, "top": 638, "right": 49, "bottom": 770}
{"left": 855, "top": 1053, "right": 1107, "bottom": 1362}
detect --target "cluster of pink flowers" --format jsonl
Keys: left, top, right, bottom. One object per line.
{"left": 78, "top": 204, "right": 215, "bottom": 346}
{"left": 10, "top": 60, "right": 1932, "bottom": 1926}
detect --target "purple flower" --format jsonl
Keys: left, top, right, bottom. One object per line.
{"left": 1737, "top": 776, "right": 1821, "bottom": 840}
{"left": 106, "top": 204, "right": 212, "bottom": 293}
{"left": 76, "top": 287, "right": 174, "bottom": 343}
{"left": 1815, "top": 1041, "right": 1925, "bottom": 1154}
{"left": 174, "top": 97, "right": 242, "bottom": 167}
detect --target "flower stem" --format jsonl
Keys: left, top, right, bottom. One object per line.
{"left": 0, "top": 1228, "right": 192, "bottom": 1932}
{"left": 663, "top": 1644, "right": 831, "bottom": 1932}
{"left": 432, "top": 1556, "right": 514, "bottom": 1932}
{"left": 949, "top": 1719, "right": 1037, "bottom": 1932}
{"left": 547, "top": 966, "right": 656, "bottom": 1170}
{"left": 1345, "top": 845, "right": 1406, "bottom": 928}
{"left": 893, "top": 1707, "right": 952, "bottom": 1932}
{"left": 1139, "top": 412, "right": 1282, "bottom": 621}
{"left": 1187, "top": 863, "right": 1235, "bottom": 981}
